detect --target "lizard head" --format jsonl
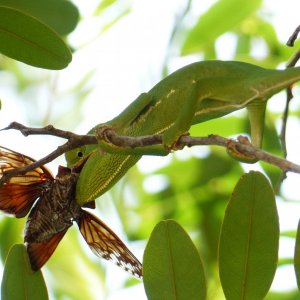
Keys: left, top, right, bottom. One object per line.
{"left": 65, "top": 144, "right": 98, "bottom": 168}
{"left": 65, "top": 146, "right": 85, "bottom": 168}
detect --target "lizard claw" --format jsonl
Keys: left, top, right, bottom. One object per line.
{"left": 227, "top": 135, "right": 257, "bottom": 163}
{"left": 163, "top": 132, "right": 189, "bottom": 152}
{"left": 95, "top": 125, "right": 116, "bottom": 143}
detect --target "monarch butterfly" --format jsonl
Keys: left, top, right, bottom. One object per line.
{"left": 0, "top": 146, "right": 142, "bottom": 278}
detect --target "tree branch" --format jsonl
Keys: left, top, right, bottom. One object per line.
{"left": 1, "top": 122, "right": 300, "bottom": 187}
{"left": 278, "top": 25, "right": 300, "bottom": 181}
{"left": 0, "top": 122, "right": 97, "bottom": 184}
{"left": 287, "top": 25, "right": 300, "bottom": 47}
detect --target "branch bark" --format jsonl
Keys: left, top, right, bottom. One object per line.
{"left": 1, "top": 121, "right": 300, "bottom": 186}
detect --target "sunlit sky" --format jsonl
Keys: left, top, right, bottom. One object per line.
{"left": 1, "top": 0, "right": 300, "bottom": 299}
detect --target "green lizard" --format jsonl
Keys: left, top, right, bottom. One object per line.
{"left": 66, "top": 60, "right": 300, "bottom": 205}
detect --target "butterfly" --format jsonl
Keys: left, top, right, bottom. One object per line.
{"left": 0, "top": 146, "right": 142, "bottom": 278}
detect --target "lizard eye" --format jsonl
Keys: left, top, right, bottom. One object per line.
{"left": 77, "top": 151, "right": 83, "bottom": 158}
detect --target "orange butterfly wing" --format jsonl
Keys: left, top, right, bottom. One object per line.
{"left": 26, "top": 229, "right": 67, "bottom": 271}
{"left": 78, "top": 210, "right": 143, "bottom": 278}
{"left": 0, "top": 147, "right": 53, "bottom": 217}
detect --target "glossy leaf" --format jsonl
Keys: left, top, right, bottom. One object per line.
{"left": 219, "top": 171, "right": 279, "bottom": 300}
{"left": 1, "top": 244, "right": 48, "bottom": 300}
{"left": 294, "top": 219, "right": 300, "bottom": 290}
{"left": 181, "top": 0, "right": 262, "bottom": 54}
{"left": 0, "top": 0, "right": 79, "bottom": 35}
{"left": 143, "top": 220, "right": 206, "bottom": 300}
{"left": 0, "top": 6, "right": 72, "bottom": 69}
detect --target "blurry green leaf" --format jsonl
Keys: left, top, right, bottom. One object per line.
{"left": 219, "top": 171, "right": 279, "bottom": 300}
{"left": 237, "top": 16, "right": 292, "bottom": 64}
{"left": 95, "top": 0, "right": 117, "bottom": 15}
{"left": 282, "top": 230, "right": 297, "bottom": 238}
{"left": 265, "top": 290, "right": 300, "bottom": 300}
{"left": 0, "top": 0, "right": 79, "bottom": 35}
{"left": 190, "top": 114, "right": 245, "bottom": 140}
{"left": 93, "top": 0, "right": 131, "bottom": 35}
{"left": 243, "top": 112, "right": 283, "bottom": 187}
{"left": 134, "top": 149, "right": 243, "bottom": 244}
{"left": 277, "top": 257, "right": 293, "bottom": 267}
{"left": 0, "top": 218, "right": 24, "bottom": 262}
{"left": 0, "top": 6, "right": 72, "bottom": 69}
{"left": 143, "top": 220, "right": 206, "bottom": 300}
{"left": 235, "top": 34, "right": 251, "bottom": 56}
{"left": 181, "top": 0, "right": 262, "bottom": 55}
{"left": 47, "top": 231, "right": 107, "bottom": 299}
{"left": 1, "top": 244, "right": 48, "bottom": 300}
{"left": 100, "top": 8, "right": 131, "bottom": 34}
{"left": 249, "top": 17, "right": 279, "bottom": 51}
{"left": 294, "top": 219, "right": 300, "bottom": 290}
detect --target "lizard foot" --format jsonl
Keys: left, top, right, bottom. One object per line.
{"left": 227, "top": 135, "right": 257, "bottom": 163}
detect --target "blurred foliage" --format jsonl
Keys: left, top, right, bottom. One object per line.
{"left": 0, "top": 0, "right": 79, "bottom": 35}
{"left": 181, "top": 0, "right": 262, "bottom": 56}
{"left": 0, "top": 4, "right": 74, "bottom": 69}
{"left": 1, "top": 244, "right": 48, "bottom": 300}
{"left": 1, "top": 0, "right": 300, "bottom": 299}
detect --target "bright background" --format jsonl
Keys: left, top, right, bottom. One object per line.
{"left": 1, "top": 0, "right": 300, "bottom": 299}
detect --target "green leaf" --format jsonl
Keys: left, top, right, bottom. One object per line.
{"left": 0, "top": 0, "right": 79, "bottom": 35}
{"left": 143, "top": 220, "right": 206, "bottom": 300}
{"left": 0, "top": 6, "right": 72, "bottom": 69}
{"left": 265, "top": 290, "right": 300, "bottom": 300}
{"left": 219, "top": 171, "right": 279, "bottom": 300}
{"left": 100, "top": 8, "right": 131, "bottom": 34}
{"left": 181, "top": 0, "right": 262, "bottom": 55}
{"left": 0, "top": 218, "right": 24, "bottom": 262}
{"left": 95, "top": 0, "right": 117, "bottom": 15}
{"left": 294, "top": 219, "right": 300, "bottom": 290}
{"left": 1, "top": 244, "right": 48, "bottom": 300}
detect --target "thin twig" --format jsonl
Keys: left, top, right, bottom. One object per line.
{"left": 280, "top": 87, "right": 294, "bottom": 160}
{"left": 0, "top": 122, "right": 97, "bottom": 185}
{"left": 287, "top": 49, "right": 300, "bottom": 68}
{"left": 287, "top": 25, "right": 300, "bottom": 47}
{"left": 1, "top": 122, "right": 300, "bottom": 187}
{"left": 2, "top": 122, "right": 84, "bottom": 139}
{"left": 278, "top": 26, "right": 300, "bottom": 182}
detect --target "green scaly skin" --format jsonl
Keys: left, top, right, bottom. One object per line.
{"left": 66, "top": 60, "right": 300, "bottom": 205}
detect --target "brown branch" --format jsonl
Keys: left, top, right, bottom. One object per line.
{"left": 0, "top": 122, "right": 97, "bottom": 185}
{"left": 280, "top": 87, "right": 294, "bottom": 159}
{"left": 278, "top": 26, "right": 300, "bottom": 181}
{"left": 1, "top": 122, "right": 300, "bottom": 187}
{"left": 2, "top": 122, "right": 94, "bottom": 140}
{"left": 287, "top": 25, "right": 300, "bottom": 47}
